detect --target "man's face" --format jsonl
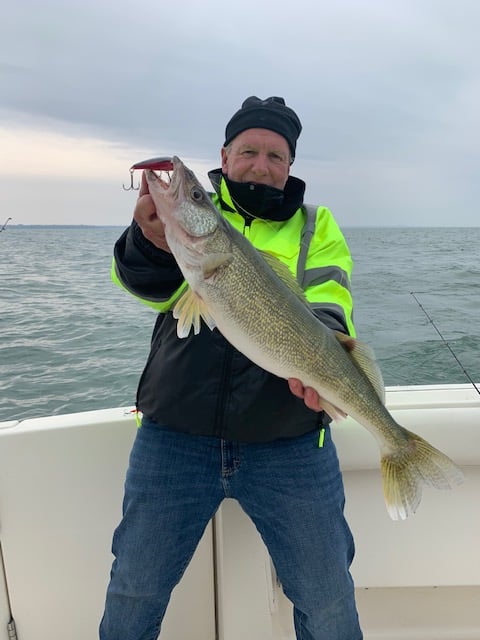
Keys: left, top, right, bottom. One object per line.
{"left": 221, "top": 128, "right": 291, "bottom": 191}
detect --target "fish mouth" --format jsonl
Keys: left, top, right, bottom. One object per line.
{"left": 148, "top": 156, "right": 218, "bottom": 239}
{"left": 167, "top": 156, "right": 205, "bottom": 205}
{"left": 169, "top": 156, "right": 185, "bottom": 199}
{"left": 149, "top": 155, "right": 187, "bottom": 201}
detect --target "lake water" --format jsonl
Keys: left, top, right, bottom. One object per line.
{"left": 1, "top": 225, "right": 479, "bottom": 422}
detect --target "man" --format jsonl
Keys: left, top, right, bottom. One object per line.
{"left": 100, "top": 96, "right": 362, "bottom": 639}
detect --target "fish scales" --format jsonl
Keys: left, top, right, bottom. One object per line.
{"left": 203, "top": 228, "right": 398, "bottom": 435}
{"left": 146, "top": 156, "right": 464, "bottom": 520}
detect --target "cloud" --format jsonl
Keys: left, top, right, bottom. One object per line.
{"left": 1, "top": 122, "right": 145, "bottom": 179}
{"left": 0, "top": 120, "right": 215, "bottom": 226}
{"left": 1, "top": 0, "right": 479, "bottom": 225}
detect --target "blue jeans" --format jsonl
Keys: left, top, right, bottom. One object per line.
{"left": 99, "top": 419, "right": 362, "bottom": 640}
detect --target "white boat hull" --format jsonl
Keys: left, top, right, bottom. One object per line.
{"left": 0, "top": 384, "right": 479, "bottom": 639}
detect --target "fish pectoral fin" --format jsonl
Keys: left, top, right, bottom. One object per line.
{"left": 201, "top": 252, "right": 234, "bottom": 280}
{"left": 173, "top": 287, "right": 216, "bottom": 337}
{"left": 334, "top": 332, "right": 386, "bottom": 404}
{"left": 259, "top": 251, "right": 308, "bottom": 302}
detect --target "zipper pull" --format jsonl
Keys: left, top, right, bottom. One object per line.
{"left": 318, "top": 427, "right": 326, "bottom": 448}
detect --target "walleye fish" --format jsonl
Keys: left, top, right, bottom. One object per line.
{"left": 146, "top": 156, "right": 464, "bottom": 520}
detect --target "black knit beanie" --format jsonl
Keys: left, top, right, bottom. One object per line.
{"left": 224, "top": 96, "right": 302, "bottom": 161}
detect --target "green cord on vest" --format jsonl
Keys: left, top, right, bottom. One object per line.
{"left": 318, "top": 427, "right": 326, "bottom": 448}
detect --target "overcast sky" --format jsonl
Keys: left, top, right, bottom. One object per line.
{"left": 0, "top": 0, "right": 478, "bottom": 227}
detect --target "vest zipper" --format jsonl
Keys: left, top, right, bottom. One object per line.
{"left": 213, "top": 341, "right": 234, "bottom": 438}
{"left": 242, "top": 215, "right": 254, "bottom": 236}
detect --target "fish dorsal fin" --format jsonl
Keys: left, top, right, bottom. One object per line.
{"left": 259, "top": 250, "right": 308, "bottom": 302}
{"left": 335, "top": 332, "right": 386, "bottom": 404}
{"left": 173, "top": 287, "right": 217, "bottom": 338}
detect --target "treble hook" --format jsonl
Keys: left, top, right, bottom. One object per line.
{"left": 122, "top": 168, "right": 140, "bottom": 191}
{"left": 122, "top": 157, "right": 174, "bottom": 191}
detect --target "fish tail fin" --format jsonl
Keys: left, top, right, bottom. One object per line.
{"left": 381, "top": 427, "right": 464, "bottom": 521}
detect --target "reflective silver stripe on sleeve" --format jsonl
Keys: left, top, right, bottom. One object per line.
{"left": 309, "top": 302, "right": 349, "bottom": 331}
{"left": 113, "top": 260, "right": 183, "bottom": 305}
{"left": 297, "top": 204, "right": 317, "bottom": 286}
{"left": 303, "top": 266, "right": 351, "bottom": 291}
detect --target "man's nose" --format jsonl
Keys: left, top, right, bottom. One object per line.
{"left": 251, "top": 153, "right": 269, "bottom": 174}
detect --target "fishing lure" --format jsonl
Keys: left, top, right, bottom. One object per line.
{"left": 122, "top": 157, "right": 174, "bottom": 191}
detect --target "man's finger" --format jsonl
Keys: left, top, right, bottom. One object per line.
{"left": 304, "top": 387, "right": 323, "bottom": 412}
{"left": 138, "top": 171, "right": 150, "bottom": 197}
{"left": 288, "top": 378, "right": 304, "bottom": 399}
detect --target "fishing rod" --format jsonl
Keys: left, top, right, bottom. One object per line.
{"left": 0, "top": 217, "right": 12, "bottom": 232}
{"left": 410, "top": 291, "right": 480, "bottom": 396}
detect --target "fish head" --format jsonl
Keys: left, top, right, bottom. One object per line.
{"left": 146, "top": 156, "right": 219, "bottom": 240}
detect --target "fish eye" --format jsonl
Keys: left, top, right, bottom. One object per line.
{"left": 191, "top": 187, "right": 204, "bottom": 202}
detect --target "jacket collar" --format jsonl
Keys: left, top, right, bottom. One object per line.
{"left": 208, "top": 168, "right": 306, "bottom": 223}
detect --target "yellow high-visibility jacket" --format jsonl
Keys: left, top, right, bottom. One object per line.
{"left": 112, "top": 171, "right": 355, "bottom": 442}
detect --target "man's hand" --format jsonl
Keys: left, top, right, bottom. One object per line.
{"left": 133, "top": 172, "right": 171, "bottom": 252}
{"left": 288, "top": 378, "right": 325, "bottom": 412}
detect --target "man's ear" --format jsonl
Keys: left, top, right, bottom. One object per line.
{"left": 221, "top": 147, "right": 228, "bottom": 174}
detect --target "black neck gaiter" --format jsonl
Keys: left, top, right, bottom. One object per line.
{"left": 222, "top": 174, "right": 306, "bottom": 222}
